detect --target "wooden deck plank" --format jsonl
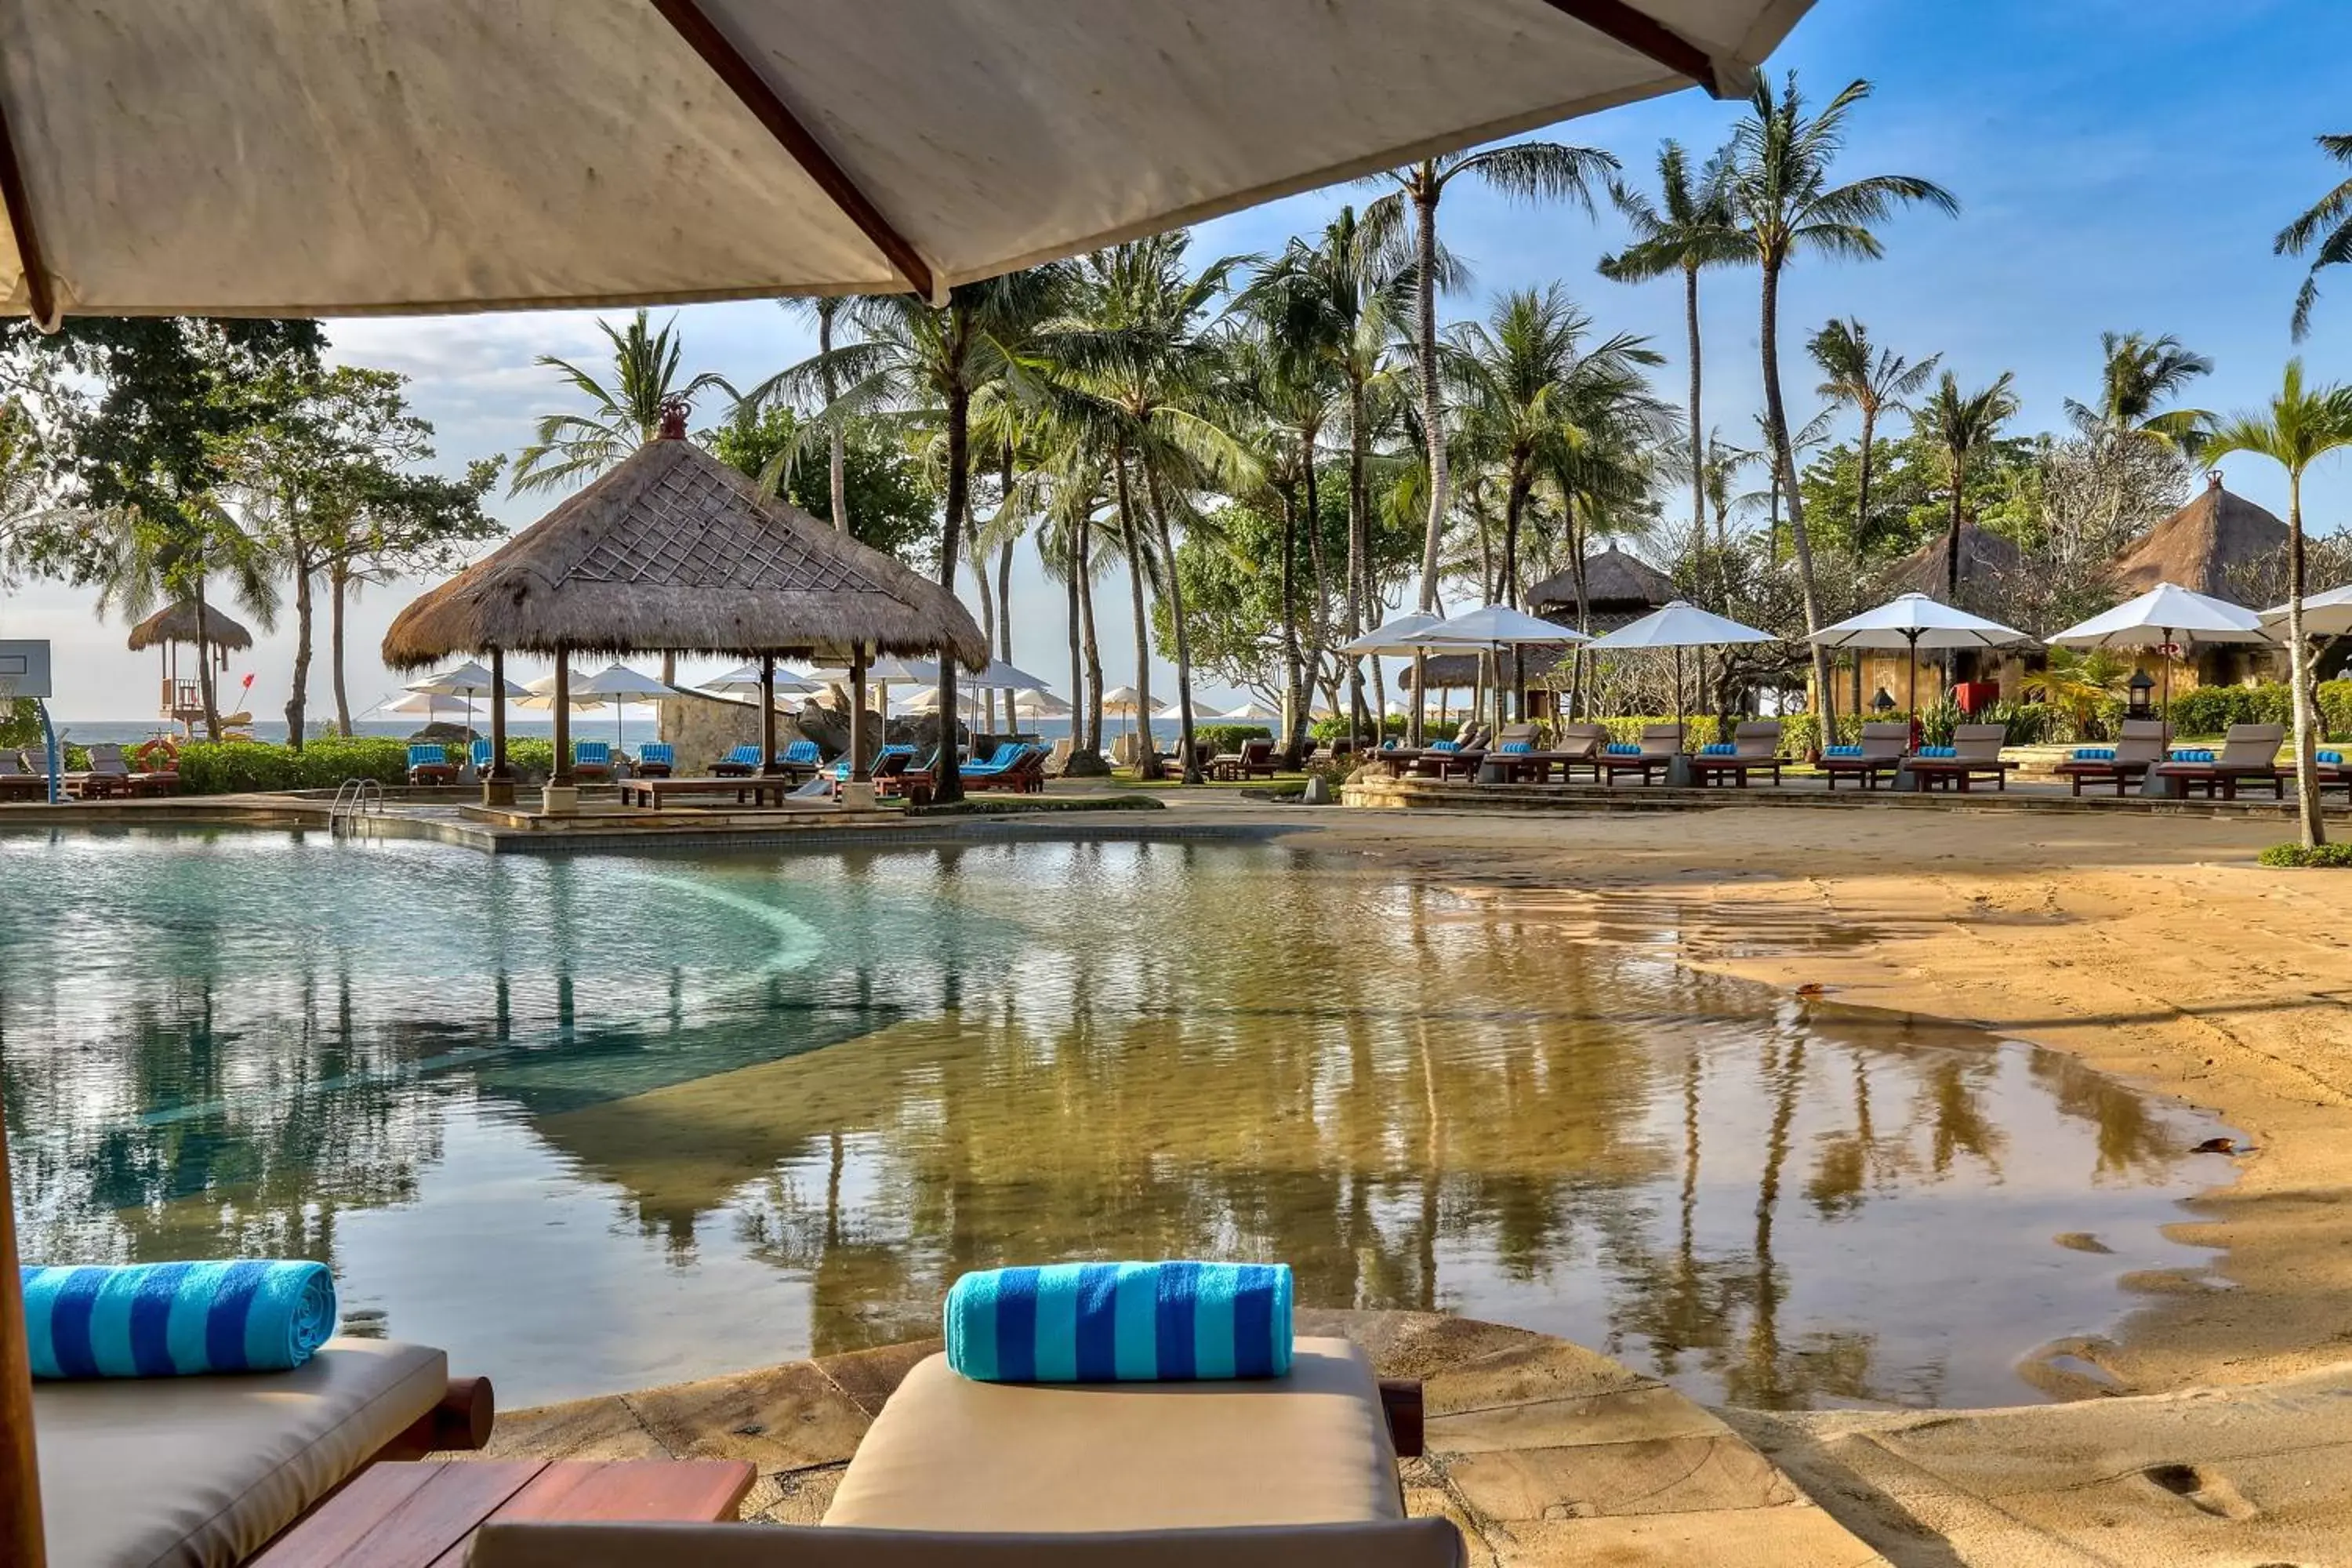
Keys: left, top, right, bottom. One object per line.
{"left": 252, "top": 1460, "right": 545, "bottom": 1568}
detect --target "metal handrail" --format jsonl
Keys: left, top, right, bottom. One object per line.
{"left": 328, "top": 778, "right": 386, "bottom": 837}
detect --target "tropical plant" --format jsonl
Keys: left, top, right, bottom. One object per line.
{"left": 2275, "top": 132, "right": 2352, "bottom": 340}
{"left": 1362, "top": 139, "right": 1617, "bottom": 726}
{"left": 1720, "top": 74, "right": 1958, "bottom": 735}
{"left": 509, "top": 310, "right": 727, "bottom": 495}
{"left": 2197, "top": 359, "right": 2352, "bottom": 847}
{"left": 1914, "top": 371, "right": 2020, "bottom": 598}
{"left": 2065, "top": 331, "right": 2212, "bottom": 452}
{"left": 1600, "top": 141, "right": 1744, "bottom": 575}
{"left": 1807, "top": 318, "right": 1937, "bottom": 557}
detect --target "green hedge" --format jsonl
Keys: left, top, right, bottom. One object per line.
{"left": 177, "top": 738, "right": 416, "bottom": 793}
{"left": 1308, "top": 716, "right": 1461, "bottom": 743}
{"left": 1196, "top": 724, "right": 1271, "bottom": 754}
{"left": 2259, "top": 840, "right": 2352, "bottom": 868}
{"left": 2161, "top": 681, "right": 2352, "bottom": 740}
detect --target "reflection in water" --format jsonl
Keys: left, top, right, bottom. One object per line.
{"left": 1, "top": 829, "right": 2223, "bottom": 1407}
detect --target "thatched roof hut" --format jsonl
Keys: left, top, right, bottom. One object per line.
{"left": 383, "top": 431, "right": 985, "bottom": 670}
{"left": 1881, "top": 522, "right": 2025, "bottom": 600}
{"left": 125, "top": 599, "right": 253, "bottom": 652}
{"left": 2112, "top": 472, "right": 2288, "bottom": 597}
{"left": 1406, "top": 546, "right": 1673, "bottom": 688}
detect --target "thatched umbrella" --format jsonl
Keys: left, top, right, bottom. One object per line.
{"left": 125, "top": 598, "right": 255, "bottom": 735}
{"left": 383, "top": 419, "right": 984, "bottom": 801}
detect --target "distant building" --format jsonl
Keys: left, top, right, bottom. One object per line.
{"left": 1405, "top": 546, "right": 1676, "bottom": 695}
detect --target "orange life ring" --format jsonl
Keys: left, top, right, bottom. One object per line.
{"left": 132, "top": 737, "right": 180, "bottom": 771}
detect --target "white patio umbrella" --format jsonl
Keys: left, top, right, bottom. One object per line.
{"left": 1101, "top": 685, "right": 1174, "bottom": 749}
{"left": 572, "top": 662, "right": 677, "bottom": 748}
{"left": 1221, "top": 699, "right": 1283, "bottom": 722}
{"left": 1012, "top": 689, "right": 1074, "bottom": 719}
{"left": 405, "top": 659, "right": 528, "bottom": 741}
{"left": 700, "top": 662, "right": 826, "bottom": 702}
{"left": 1341, "top": 610, "right": 1446, "bottom": 655}
{"left": 2260, "top": 583, "right": 2352, "bottom": 639}
{"left": 1809, "top": 593, "right": 2033, "bottom": 719}
{"left": 0, "top": 5, "right": 1811, "bottom": 327}
{"left": 1586, "top": 600, "right": 1774, "bottom": 724}
{"left": 1408, "top": 604, "right": 1590, "bottom": 731}
{"left": 2047, "top": 583, "right": 2270, "bottom": 713}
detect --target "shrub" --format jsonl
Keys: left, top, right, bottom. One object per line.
{"left": 2259, "top": 840, "right": 2352, "bottom": 869}
{"left": 1308, "top": 714, "right": 1459, "bottom": 743}
{"left": 0, "top": 698, "right": 39, "bottom": 750}
{"left": 176, "top": 737, "right": 415, "bottom": 793}
{"left": 1196, "top": 724, "right": 1271, "bottom": 755}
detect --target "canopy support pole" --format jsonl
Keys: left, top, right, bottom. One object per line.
{"left": 849, "top": 650, "right": 870, "bottom": 783}
{"left": 550, "top": 651, "right": 575, "bottom": 788}
{"left": 759, "top": 654, "right": 779, "bottom": 775}
{"left": 649, "top": 0, "right": 939, "bottom": 302}
{"left": 487, "top": 648, "right": 513, "bottom": 804}
{"left": 1, "top": 1076, "right": 44, "bottom": 1568}
{"left": 0, "top": 84, "right": 57, "bottom": 329}
{"left": 1535, "top": 0, "right": 1722, "bottom": 94}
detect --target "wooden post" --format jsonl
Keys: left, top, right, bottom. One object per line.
{"left": 759, "top": 655, "right": 779, "bottom": 775}
{"left": 1, "top": 1079, "right": 47, "bottom": 1568}
{"left": 489, "top": 648, "right": 510, "bottom": 780}
{"left": 550, "top": 650, "right": 574, "bottom": 786}
{"left": 849, "top": 650, "right": 870, "bottom": 783}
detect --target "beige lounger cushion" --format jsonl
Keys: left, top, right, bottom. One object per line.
{"left": 468, "top": 1519, "right": 1465, "bottom": 1568}
{"left": 34, "top": 1337, "right": 447, "bottom": 1568}
{"left": 825, "top": 1336, "right": 1401, "bottom": 1533}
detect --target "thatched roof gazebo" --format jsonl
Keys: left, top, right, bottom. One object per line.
{"left": 2114, "top": 472, "right": 2288, "bottom": 597}
{"left": 1882, "top": 522, "right": 2025, "bottom": 604}
{"left": 125, "top": 599, "right": 252, "bottom": 659}
{"left": 1408, "top": 547, "right": 1675, "bottom": 691}
{"left": 383, "top": 421, "right": 984, "bottom": 803}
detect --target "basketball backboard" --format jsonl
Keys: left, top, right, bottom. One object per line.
{"left": 0, "top": 639, "right": 54, "bottom": 699}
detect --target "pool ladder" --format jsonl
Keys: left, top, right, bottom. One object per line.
{"left": 328, "top": 778, "right": 387, "bottom": 839}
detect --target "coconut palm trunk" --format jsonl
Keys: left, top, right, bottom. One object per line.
{"left": 328, "top": 564, "right": 355, "bottom": 735}
{"left": 1144, "top": 469, "right": 1202, "bottom": 782}
{"left": 1113, "top": 455, "right": 1161, "bottom": 780}
{"left": 284, "top": 552, "right": 314, "bottom": 750}
{"left": 1759, "top": 265, "right": 1836, "bottom": 738}
{"left": 1077, "top": 515, "right": 1105, "bottom": 756}
{"left": 1411, "top": 186, "right": 1445, "bottom": 748}
{"left": 2287, "top": 470, "right": 2325, "bottom": 846}
{"left": 1684, "top": 265, "right": 1706, "bottom": 575}
{"left": 1280, "top": 487, "right": 1308, "bottom": 767}
{"left": 933, "top": 310, "right": 971, "bottom": 805}
{"left": 1345, "top": 375, "right": 1370, "bottom": 739}
{"left": 189, "top": 573, "right": 222, "bottom": 740}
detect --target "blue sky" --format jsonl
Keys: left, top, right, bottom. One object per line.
{"left": 15, "top": 0, "right": 2352, "bottom": 720}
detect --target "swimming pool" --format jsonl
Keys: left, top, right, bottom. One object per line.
{"left": 0, "top": 828, "right": 2223, "bottom": 1407}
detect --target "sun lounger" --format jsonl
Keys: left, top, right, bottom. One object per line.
{"left": 407, "top": 742, "right": 458, "bottom": 786}
{"left": 830, "top": 743, "right": 919, "bottom": 794}
{"left": 1, "top": 748, "right": 49, "bottom": 800}
{"left": 2312, "top": 749, "right": 2351, "bottom": 802}
{"left": 1208, "top": 738, "right": 1278, "bottom": 780}
{"left": 1544, "top": 722, "right": 1606, "bottom": 782}
{"left": 711, "top": 744, "right": 764, "bottom": 778}
{"left": 571, "top": 739, "right": 615, "bottom": 782}
{"left": 68, "top": 742, "right": 141, "bottom": 800}
{"left": 1413, "top": 725, "right": 1488, "bottom": 781}
{"left": 635, "top": 742, "right": 677, "bottom": 778}
{"left": 1688, "top": 720, "right": 1784, "bottom": 787}
{"left": 2051, "top": 719, "right": 2169, "bottom": 797}
{"left": 878, "top": 748, "right": 944, "bottom": 803}
{"left": 768, "top": 738, "right": 824, "bottom": 782}
{"left": 2154, "top": 724, "right": 2287, "bottom": 800}
{"left": 1900, "top": 724, "right": 2016, "bottom": 793}
{"left": 1595, "top": 723, "right": 1682, "bottom": 786}
{"left": 965, "top": 744, "right": 1047, "bottom": 793}
{"left": 471, "top": 737, "right": 495, "bottom": 773}
{"left": 1818, "top": 721, "right": 1911, "bottom": 791}
{"left": 35, "top": 1338, "right": 492, "bottom": 1568}
{"left": 464, "top": 1337, "right": 1454, "bottom": 1568}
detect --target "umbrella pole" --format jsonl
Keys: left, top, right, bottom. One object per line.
{"left": 2, "top": 1086, "right": 44, "bottom": 1568}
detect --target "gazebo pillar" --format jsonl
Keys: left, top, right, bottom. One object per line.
{"left": 843, "top": 648, "right": 873, "bottom": 808}
{"left": 485, "top": 647, "right": 514, "bottom": 807}
{"left": 758, "top": 655, "right": 779, "bottom": 776}
{"left": 546, "top": 648, "right": 578, "bottom": 815}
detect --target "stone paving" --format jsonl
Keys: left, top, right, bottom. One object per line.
{"left": 468, "top": 1309, "right": 1889, "bottom": 1566}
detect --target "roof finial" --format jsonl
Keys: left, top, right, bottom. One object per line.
{"left": 658, "top": 396, "right": 690, "bottom": 441}
{"left": 2206, "top": 468, "right": 2224, "bottom": 490}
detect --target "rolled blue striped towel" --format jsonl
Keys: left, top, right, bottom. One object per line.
{"left": 1700, "top": 742, "right": 1736, "bottom": 755}
{"left": 1824, "top": 745, "right": 1863, "bottom": 757}
{"left": 2320, "top": 750, "right": 2344, "bottom": 764}
{"left": 1604, "top": 742, "right": 1640, "bottom": 756}
{"left": 946, "top": 1261, "right": 1292, "bottom": 1383}
{"left": 2072, "top": 747, "right": 2117, "bottom": 760}
{"left": 2170, "top": 749, "right": 2215, "bottom": 763}
{"left": 1918, "top": 746, "right": 1957, "bottom": 758}
{"left": 21, "top": 1261, "right": 338, "bottom": 1379}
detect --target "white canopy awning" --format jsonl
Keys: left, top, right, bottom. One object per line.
{"left": 1586, "top": 600, "right": 1774, "bottom": 650}
{"left": 1409, "top": 604, "right": 1591, "bottom": 647}
{"left": 2260, "top": 583, "right": 2352, "bottom": 639}
{"left": 1809, "top": 593, "right": 2033, "bottom": 650}
{"left": 2046, "top": 583, "right": 2270, "bottom": 649}
{"left": 572, "top": 662, "right": 677, "bottom": 701}
{"left": 0, "top": 2, "right": 1813, "bottom": 323}
{"left": 1343, "top": 610, "right": 1446, "bottom": 656}
{"left": 405, "top": 659, "right": 527, "bottom": 699}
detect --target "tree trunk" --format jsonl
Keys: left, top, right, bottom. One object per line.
{"left": 191, "top": 572, "right": 221, "bottom": 741}
{"left": 1345, "top": 374, "right": 1370, "bottom": 739}
{"left": 1279, "top": 485, "right": 1306, "bottom": 768}
{"left": 822, "top": 304, "right": 849, "bottom": 533}
{"left": 283, "top": 544, "right": 314, "bottom": 752}
{"left": 329, "top": 565, "right": 354, "bottom": 736}
{"left": 1413, "top": 180, "right": 1446, "bottom": 749}
{"left": 970, "top": 555, "right": 996, "bottom": 734}
{"left": 1115, "top": 453, "right": 1161, "bottom": 779}
{"left": 1684, "top": 263, "right": 1706, "bottom": 580}
{"left": 1302, "top": 432, "right": 1333, "bottom": 707}
{"left": 995, "top": 539, "right": 1015, "bottom": 662}
{"left": 1944, "top": 452, "right": 1966, "bottom": 601}
{"left": 1144, "top": 466, "right": 1201, "bottom": 783}
{"left": 933, "top": 307, "right": 971, "bottom": 804}
{"left": 2288, "top": 472, "right": 2327, "bottom": 846}
{"left": 1856, "top": 405, "right": 1877, "bottom": 558}
{"left": 1077, "top": 514, "right": 1105, "bottom": 757}
{"left": 1759, "top": 260, "right": 1837, "bottom": 741}
{"left": 1062, "top": 533, "right": 1084, "bottom": 760}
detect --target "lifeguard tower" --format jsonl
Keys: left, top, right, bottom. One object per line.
{"left": 125, "top": 600, "right": 253, "bottom": 734}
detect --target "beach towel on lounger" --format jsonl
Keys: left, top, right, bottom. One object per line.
{"left": 21, "top": 1260, "right": 337, "bottom": 1378}
{"left": 946, "top": 1261, "right": 1292, "bottom": 1384}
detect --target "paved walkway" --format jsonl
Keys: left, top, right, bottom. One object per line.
{"left": 469, "top": 1308, "right": 1889, "bottom": 1566}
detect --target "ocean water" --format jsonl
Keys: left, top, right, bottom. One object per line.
{"left": 46, "top": 716, "right": 1191, "bottom": 748}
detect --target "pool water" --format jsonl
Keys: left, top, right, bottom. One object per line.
{"left": 0, "top": 829, "right": 2223, "bottom": 1408}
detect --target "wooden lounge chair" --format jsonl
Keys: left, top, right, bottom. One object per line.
{"left": 470, "top": 738, "right": 495, "bottom": 774}
{"left": 571, "top": 740, "right": 615, "bottom": 782}
{"left": 2154, "top": 724, "right": 2287, "bottom": 800}
{"left": 2312, "top": 748, "right": 2351, "bottom": 803}
{"left": 407, "top": 742, "right": 459, "bottom": 786}
{"left": 634, "top": 742, "right": 677, "bottom": 778}
{"left": 1900, "top": 724, "right": 2016, "bottom": 793}
{"left": 34, "top": 1338, "right": 492, "bottom": 1568}
{"left": 711, "top": 744, "right": 764, "bottom": 778}
{"left": 1208, "top": 738, "right": 1278, "bottom": 780}
{"left": 464, "top": 1338, "right": 1453, "bottom": 1568}
{"left": 1595, "top": 723, "right": 1682, "bottom": 786}
{"left": 767, "top": 738, "right": 824, "bottom": 782}
{"left": 1541, "top": 722, "right": 1606, "bottom": 782}
{"left": 0, "top": 749, "right": 48, "bottom": 800}
{"left": 1412, "top": 725, "right": 1488, "bottom": 781}
{"left": 966, "top": 744, "right": 1047, "bottom": 793}
{"left": 1688, "top": 720, "right": 1785, "bottom": 787}
{"left": 830, "top": 742, "right": 919, "bottom": 795}
{"left": 1819, "top": 721, "right": 1911, "bottom": 791}
{"left": 69, "top": 742, "right": 138, "bottom": 800}
{"left": 2051, "top": 719, "right": 2169, "bottom": 797}
{"left": 878, "top": 747, "right": 944, "bottom": 803}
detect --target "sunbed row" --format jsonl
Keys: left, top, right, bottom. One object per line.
{"left": 1, "top": 741, "right": 180, "bottom": 800}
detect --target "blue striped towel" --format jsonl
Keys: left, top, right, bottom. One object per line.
{"left": 1700, "top": 742, "right": 1736, "bottom": 756}
{"left": 946, "top": 1261, "right": 1292, "bottom": 1383}
{"left": 2072, "top": 748, "right": 2117, "bottom": 760}
{"left": 21, "top": 1261, "right": 337, "bottom": 1379}
{"left": 1500, "top": 741, "right": 1532, "bottom": 754}
{"left": 1824, "top": 745, "right": 1863, "bottom": 757}
{"left": 1605, "top": 742, "right": 1640, "bottom": 756}
{"left": 2319, "top": 751, "right": 2344, "bottom": 764}
{"left": 1918, "top": 746, "right": 1957, "bottom": 758}
{"left": 2170, "top": 749, "right": 2215, "bottom": 763}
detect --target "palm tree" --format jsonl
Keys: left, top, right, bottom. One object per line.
{"left": 2275, "top": 133, "right": 2352, "bottom": 340}
{"left": 90, "top": 504, "right": 278, "bottom": 741}
{"left": 1807, "top": 318, "right": 1938, "bottom": 556}
{"left": 1363, "top": 140, "right": 1617, "bottom": 732}
{"left": 1599, "top": 141, "right": 1744, "bottom": 579}
{"left": 510, "top": 310, "right": 726, "bottom": 495}
{"left": 2198, "top": 359, "right": 2352, "bottom": 848}
{"left": 1721, "top": 74, "right": 1958, "bottom": 735}
{"left": 1914, "top": 370, "right": 2019, "bottom": 599}
{"left": 780, "top": 298, "right": 857, "bottom": 531}
{"left": 2065, "top": 331, "right": 2212, "bottom": 451}
{"left": 747, "top": 267, "right": 1073, "bottom": 801}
